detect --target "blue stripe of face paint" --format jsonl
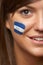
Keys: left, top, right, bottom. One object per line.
{"left": 14, "top": 21, "right": 25, "bottom": 35}
{"left": 14, "top": 21, "right": 25, "bottom": 29}
{"left": 14, "top": 29, "right": 23, "bottom": 34}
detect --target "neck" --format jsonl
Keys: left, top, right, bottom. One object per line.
{"left": 14, "top": 42, "right": 43, "bottom": 65}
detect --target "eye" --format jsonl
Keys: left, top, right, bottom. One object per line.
{"left": 18, "top": 9, "right": 34, "bottom": 18}
{"left": 20, "top": 9, "right": 31, "bottom": 14}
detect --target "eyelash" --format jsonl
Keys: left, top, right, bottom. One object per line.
{"left": 19, "top": 9, "right": 33, "bottom": 17}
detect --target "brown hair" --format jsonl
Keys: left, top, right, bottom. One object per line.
{"left": 1, "top": 0, "right": 40, "bottom": 65}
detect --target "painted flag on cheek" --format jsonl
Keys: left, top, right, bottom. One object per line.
{"left": 14, "top": 21, "right": 25, "bottom": 35}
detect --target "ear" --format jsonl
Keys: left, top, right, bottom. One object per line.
{"left": 5, "top": 14, "right": 13, "bottom": 30}
{"left": 5, "top": 20, "right": 10, "bottom": 30}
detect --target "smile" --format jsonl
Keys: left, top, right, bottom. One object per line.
{"left": 27, "top": 35, "right": 43, "bottom": 45}
{"left": 30, "top": 37, "right": 43, "bottom": 41}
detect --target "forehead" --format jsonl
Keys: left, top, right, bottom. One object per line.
{"left": 27, "top": 0, "right": 43, "bottom": 8}
{"left": 18, "top": 0, "right": 42, "bottom": 9}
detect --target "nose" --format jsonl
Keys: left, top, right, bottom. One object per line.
{"left": 34, "top": 10, "right": 43, "bottom": 33}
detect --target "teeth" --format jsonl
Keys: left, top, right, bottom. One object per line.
{"left": 33, "top": 38, "right": 43, "bottom": 41}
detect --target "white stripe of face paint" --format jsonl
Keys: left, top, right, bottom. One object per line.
{"left": 14, "top": 25, "right": 25, "bottom": 33}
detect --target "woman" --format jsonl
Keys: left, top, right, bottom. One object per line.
{"left": 1, "top": 0, "right": 43, "bottom": 65}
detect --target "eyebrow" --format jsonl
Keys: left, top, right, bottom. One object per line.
{"left": 24, "top": 5, "right": 36, "bottom": 11}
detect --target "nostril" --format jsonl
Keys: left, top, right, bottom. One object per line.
{"left": 35, "top": 29, "right": 43, "bottom": 33}
{"left": 34, "top": 24, "right": 43, "bottom": 33}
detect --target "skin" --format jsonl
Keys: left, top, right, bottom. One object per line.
{"left": 6, "top": 0, "right": 43, "bottom": 65}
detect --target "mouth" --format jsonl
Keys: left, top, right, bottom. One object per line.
{"left": 27, "top": 35, "right": 43, "bottom": 45}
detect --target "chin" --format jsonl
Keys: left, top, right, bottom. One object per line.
{"left": 32, "top": 52, "right": 43, "bottom": 57}
{"left": 31, "top": 48, "right": 43, "bottom": 57}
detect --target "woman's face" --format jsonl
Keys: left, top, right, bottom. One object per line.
{"left": 6, "top": 0, "right": 43, "bottom": 56}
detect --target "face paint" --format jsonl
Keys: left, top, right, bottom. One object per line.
{"left": 14, "top": 21, "right": 25, "bottom": 35}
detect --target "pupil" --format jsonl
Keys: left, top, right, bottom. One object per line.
{"left": 24, "top": 10, "right": 28, "bottom": 14}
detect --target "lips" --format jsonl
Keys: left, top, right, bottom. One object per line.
{"left": 27, "top": 35, "right": 43, "bottom": 45}
{"left": 29, "top": 36, "right": 43, "bottom": 41}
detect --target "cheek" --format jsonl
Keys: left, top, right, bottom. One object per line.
{"left": 23, "top": 18, "right": 37, "bottom": 32}
{"left": 14, "top": 22, "right": 25, "bottom": 35}
{"left": 12, "top": 13, "right": 37, "bottom": 32}
{"left": 13, "top": 18, "right": 36, "bottom": 31}
{"left": 10, "top": 14, "right": 37, "bottom": 36}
